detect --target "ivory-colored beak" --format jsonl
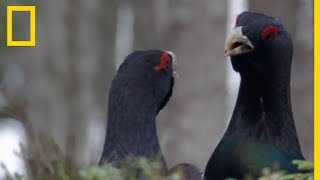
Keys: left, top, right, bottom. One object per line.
{"left": 224, "top": 26, "right": 254, "bottom": 57}
{"left": 165, "top": 51, "right": 179, "bottom": 79}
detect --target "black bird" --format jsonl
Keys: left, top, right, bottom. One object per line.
{"left": 204, "top": 12, "right": 305, "bottom": 180}
{"left": 99, "top": 50, "right": 174, "bottom": 171}
{"left": 99, "top": 50, "right": 202, "bottom": 179}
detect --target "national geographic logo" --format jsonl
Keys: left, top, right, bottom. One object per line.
{"left": 6, "top": 6, "right": 36, "bottom": 47}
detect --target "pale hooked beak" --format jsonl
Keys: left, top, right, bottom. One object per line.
{"left": 165, "top": 51, "right": 179, "bottom": 79}
{"left": 224, "top": 26, "right": 254, "bottom": 57}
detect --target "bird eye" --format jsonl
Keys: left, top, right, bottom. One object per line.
{"left": 261, "top": 26, "right": 279, "bottom": 40}
{"left": 154, "top": 52, "right": 170, "bottom": 71}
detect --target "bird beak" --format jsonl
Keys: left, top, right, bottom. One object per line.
{"left": 166, "top": 51, "right": 179, "bottom": 79}
{"left": 224, "top": 26, "right": 254, "bottom": 57}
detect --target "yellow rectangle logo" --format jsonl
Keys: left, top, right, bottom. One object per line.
{"left": 7, "top": 6, "right": 36, "bottom": 46}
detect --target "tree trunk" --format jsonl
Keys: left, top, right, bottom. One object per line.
{"left": 26, "top": 0, "right": 117, "bottom": 166}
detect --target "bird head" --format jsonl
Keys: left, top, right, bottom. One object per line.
{"left": 225, "top": 12, "right": 293, "bottom": 82}
{"left": 115, "top": 50, "right": 176, "bottom": 113}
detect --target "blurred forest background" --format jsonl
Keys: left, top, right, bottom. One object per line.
{"left": 0, "top": 0, "right": 314, "bottom": 177}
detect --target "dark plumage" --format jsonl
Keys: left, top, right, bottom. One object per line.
{"left": 99, "top": 50, "right": 175, "bottom": 175}
{"left": 205, "top": 12, "right": 305, "bottom": 179}
{"left": 98, "top": 50, "right": 202, "bottom": 180}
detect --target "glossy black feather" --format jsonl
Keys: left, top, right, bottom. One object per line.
{"left": 99, "top": 50, "right": 174, "bottom": 176}
{"left": 205, "top": 12, "right": 304, "bottom": 180}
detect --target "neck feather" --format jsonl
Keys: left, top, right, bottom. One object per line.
{"left": 226, "top": 76, "right": 302, "bottom": 153}
{"left": 100, "top": 89, "right": 166, "bottom": 169}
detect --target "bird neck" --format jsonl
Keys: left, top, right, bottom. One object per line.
{"left": 226, "top": 76, "right": 302, "bottom": 152}
{"left": 103, "top": 94, "right": 164, "bottom": 163}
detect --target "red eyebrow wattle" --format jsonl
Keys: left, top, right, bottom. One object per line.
{"left": 235, "top": 14, "right": 240, "bottom": 26}
{"left": 160, "top": 53, "right": 170, "bottom": 64}
{"left": 261, "top": 26, "right": 279, "bottom": 38}
{"left": 154, "top": 52, "right": 170, "bottom": 70}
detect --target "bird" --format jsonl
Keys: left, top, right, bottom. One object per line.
{"left": 204, "top": 11, "right": 305, "bottom": 180}
{"left": 99, "top": 50, "right": 174, "bottom": 172}
{"left": 98, "top": 50, "right": 202, "bottom": 179}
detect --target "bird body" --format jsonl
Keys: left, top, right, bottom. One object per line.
{"left": 99, "top": 50, "right": 175, "bottom": 176}
{"left": 208, "top": 134, "right": 303, "bottom": 179}
{"left": 205, "top": 12, "right": 304, "bottom": 180}
{"left": 101, "top": 76, "right": 168, "bottom": 165}
{"left": 98, "top": 50, "right": 202, "bottom": 180}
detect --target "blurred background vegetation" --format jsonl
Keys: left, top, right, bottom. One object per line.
{"left": 0, "top": 0, "right": 314, "bottom": 178}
